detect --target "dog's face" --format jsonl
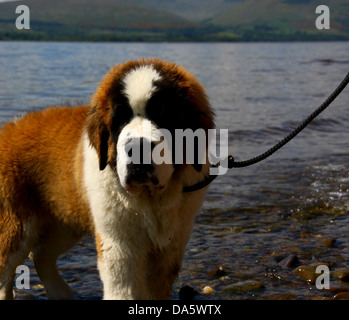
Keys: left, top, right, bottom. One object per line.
{"left": 86, "top": 58, "right": 214, "bottom": 195}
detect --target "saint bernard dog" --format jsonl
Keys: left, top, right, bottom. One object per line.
{"left": 0, "top": 58, "right": 214, "bottom": 300}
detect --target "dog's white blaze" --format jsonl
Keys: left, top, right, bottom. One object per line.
{"left": 116, "top": 117, "right": 171, "bottom": 189}
{"left": 117, "top": 117, "right": 151, "bottom": 188}
{"left": 122, "top": 65, "right": 161, "bottom": 116}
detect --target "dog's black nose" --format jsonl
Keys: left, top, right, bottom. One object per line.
{"left": 126, "top": 163, "right": 155, "bottom": 184}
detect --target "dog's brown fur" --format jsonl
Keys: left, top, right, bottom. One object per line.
{"left": 0, "top": 58, "right": 214, "bottom": 300}
{"left": 0, "top": 106, "right": 93, "bottom": 299}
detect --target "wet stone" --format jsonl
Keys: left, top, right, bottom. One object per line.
{"left": 327, "top": 287, "right": 349, "bottom": 294}
{"left": 278, "top": 254, "right": 299, "bottom": 269}
{"left": 202, "top": 286, "right": 215, "bottom": 294}
{"left": 222, "top": 280, "right": 264, "bottom": 294}
{"left": 207, "top": 265, "right": 227, "bottom": 278}
{"left": 14, "top": 290, "right": 36, "bottom": 300}
{"left": 179, "top": 285, "right": 199, "bottom": 300}
{"left": 333, "top": 269, "right": 349, "bottom": 283}
{"left": 320, "top": 237, "right": 336, "bottom": 247}
{"left": 294, "top": 265, "right": 318, "bottom": 285}
{"left": 333, "top": 292, "right": 349, "bottom": 300}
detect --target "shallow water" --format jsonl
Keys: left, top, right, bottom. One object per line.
{"left": 0, "top": 41, "right": 348, "bottom": 300}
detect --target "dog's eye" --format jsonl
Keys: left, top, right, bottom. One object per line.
{"left": 146, "top": 103, "right": 172, "bottom": 129}
{"left": 111, "top": 104, "right": 133, "bottom": 129}
{"left": 113, "top": 104, "right": 133, "bottom": 124}
{"left": 146, "top": 92, "right": 179, "bottom": 129}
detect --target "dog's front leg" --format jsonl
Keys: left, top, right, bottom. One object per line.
{"left": 96, "top": 233, "right": 147, "bottom": 300}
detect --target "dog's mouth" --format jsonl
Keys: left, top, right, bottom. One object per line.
{"left": 146, "top": 172, "right": 165, "bottom": 190}
{"left": 124, "top": 179, "right": 166, "bottom": 195}
{"left": 124, "top": 168, "right": 166, "bottom": 195}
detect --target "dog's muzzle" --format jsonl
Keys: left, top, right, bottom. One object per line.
{"left": 124, "top": 137, "right": 157, "bottom": 184}
{"left": 116, "top": 118, "right": 173, "bottom": 194}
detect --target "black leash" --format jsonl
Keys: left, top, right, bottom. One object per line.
{"left": 183, "top": 72, "right": 349, "bottom": 193}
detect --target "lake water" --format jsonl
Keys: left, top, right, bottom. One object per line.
{"left": 0, "top": 41, "right": 348, "bottom": 300}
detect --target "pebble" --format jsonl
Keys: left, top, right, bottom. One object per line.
{"left": 179, "top": 285, "right": 199, "bottom": 300}
{"left": 31, "top": 284, "right": 44, "bottom": 290}
{"left": 222, "top": 280, "right": 264, "bottom": 294}
{"left": 202, "top": 286, "right": 215, "bottom": 294}
{"left": 321, "top": 237, "right": 336, "bottom": 247}
{"left": 333, "top": 292, "right": 349, "bottom": 300}
{"left": 327, "top": 287, "right": 349, "bottom": 294}
{"left": 207, "top": 265, "right": 227, "bottom": 278}
{"left": 333, "top": 269, "right": 349, "bottom": 283}
{"left": 278, "top": 254, "right": 299, "bottom": 269}
{"left": 294, "top": 265, "right": 318, "bottom": 284}
{"left": 14, "top": 291, "right": 36, "bottom": 300}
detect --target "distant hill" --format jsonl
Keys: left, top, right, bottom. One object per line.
{"left": 140, "top": 0, "right": 349, "bottom": 41}
{"left": 0, "top": 0, "right": 198, "bottom": 41}
{"left": 208, "top": 0, "right": 349, "bottom": 40}
{"left": 0, "top": 0, "right": 348, "bottom": 41}
{"left": 136, "top": 0, "right": 242, "bottom": 21}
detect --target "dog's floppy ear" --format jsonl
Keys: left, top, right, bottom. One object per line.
{"left": 97, "top": 125, "right": 109, "bottom": 171}
{"left": 86, "top": 107, "right": 110, "bottom": 171}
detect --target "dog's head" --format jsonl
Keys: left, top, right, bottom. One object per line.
{"left": 86, "top": 58, "right": 214, "bottom": 195}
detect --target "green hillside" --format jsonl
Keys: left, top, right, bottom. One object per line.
{"left": 140, "top": 0, "right": 349, "bottom": 41}
{"left": 211, "top": 0, "right": 348, "bottom": 27}
{"left": 136, "top": 0, "right": 241, "bottom": 21}
{"left": 0, "top": 0, "right": 198, "bottom": 41}
{"left": 0, "top": 0, "right": 348, "bottom": 41}
{"left": 208, "top": 0, "right": 349, "bottom": 40}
